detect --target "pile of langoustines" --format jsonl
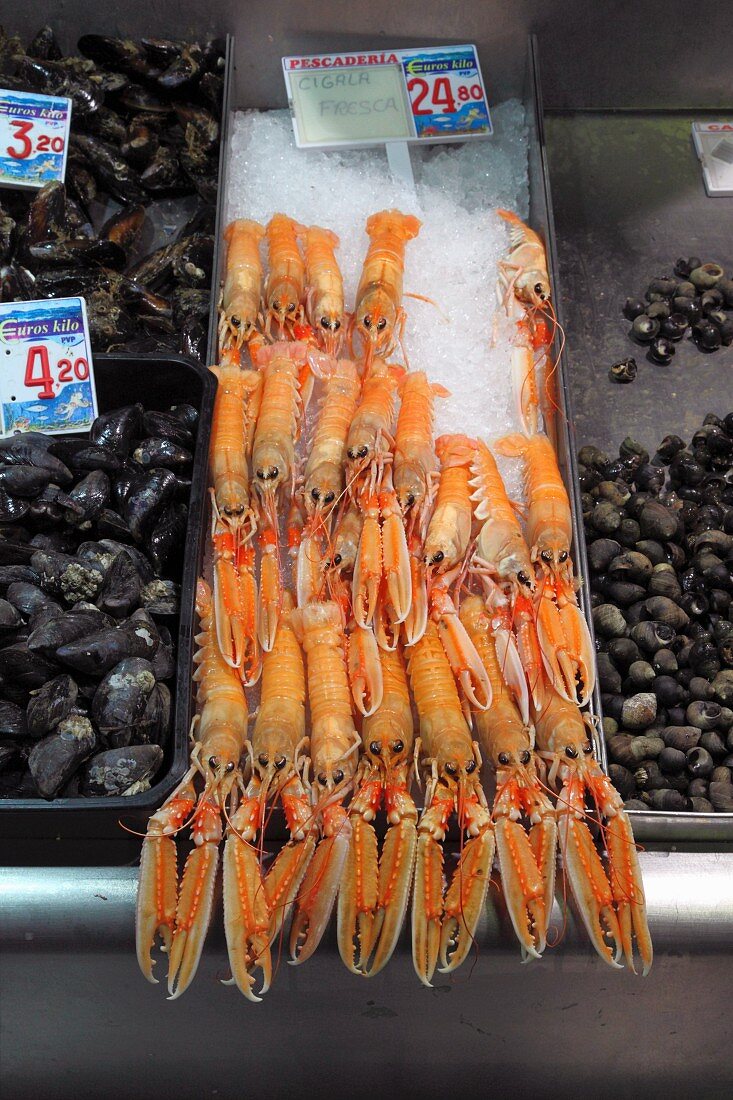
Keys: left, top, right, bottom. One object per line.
{"left": 135, "top": 206, "right": 652, "bottom": 1003}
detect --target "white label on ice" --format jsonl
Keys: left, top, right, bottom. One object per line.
{"left": 282, "top": 45, "right": 491, "bottom": 149}
{"left": 0, "top": 297, "right": 98, "bottom": 435}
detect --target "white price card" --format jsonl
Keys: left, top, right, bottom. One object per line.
{"left": 0, "top": 87, "right": 72, "bottom": 189}
{"left": 692, "top": 121, "right": 733, "bottom": 197}
{"left": 282, "top": 45, "right": 491, "bottom": 149}
{"left": 0, "top": 297, "right": 97, "bottom": 436}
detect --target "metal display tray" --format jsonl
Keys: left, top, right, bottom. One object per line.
{"left": 544, "top": 105, "right": 733, "bottom": 846}
{"left": 0, "top": 354, "right": 216, "bottom": 840}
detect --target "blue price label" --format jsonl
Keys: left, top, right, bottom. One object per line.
{"left": 402, "top": 46, "right": 491, "bottom": 138}
{"left": 0, "top": 297, "right": 98, "bottom": 436}
{"left": 0, "top": 88, "right": 72, "bottom": 190}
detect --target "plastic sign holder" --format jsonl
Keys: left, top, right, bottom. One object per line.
{"left": 282, "top": 45, "right": 491, "bottom": 193}
{"left": 0, "top": 297, "right": 98, "bottom": 436}
{"left": 692, "top": 121, "right": 733, "bottom": 197}
{"left": 283, "top": 45, "right": 491, "bottom": 149}
{"left": 0, "top": 88, "right": 71, "bottom": 190}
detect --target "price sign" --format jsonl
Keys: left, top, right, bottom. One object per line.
{"left": 283, "top": 44, "right": 490, "bottom": 149}
{"left": 0, "top": 297, "right": 97, "bottom": 436}
{"left": 0, "top": 88, "right": 72, "bottom": 190}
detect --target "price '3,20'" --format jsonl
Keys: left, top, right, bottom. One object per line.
{"left": 24, "top": 345, "right": 89, "bottom": 399}
{"left": 6, "top": 119, "right": 65, "bottom": 160}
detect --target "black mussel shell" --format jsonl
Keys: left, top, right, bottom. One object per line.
{"left": 0, "top": 699, "right": 29, "bottom": 740}
{"left": 124, "top": 468, "right": 177, "bottom": 542}
{"left": 96, "top": 509, "right": 133, "bottom": 540}
{"left": 98, "top": 541, "right": 154, "bottom": 584}
{"left": 133, "top": 438, "right": 192, "bottom": 470}
{"left": 157, "top": 42, "right": 204, "bottom": 90}
{"left": 169, "top": 403, "right": 198, "bottom": 430}
{"left": 82, "top": 743, "right": 163, "bottom": 795}
{"left": 609, "top": 357, "right": 637, "bottom": 384}
{"left": 26, "top": 675, "right": 78, "bottom": 738}
{"left": 179, "top": 318, "right": 206, "bottom": 362}
{"left": 660, "top": 313, "right": 689, "bottom": 341}
{"left": 91, "top": 657, "right": 157, "bottom": 743}
{"left": 31, "top": 551, "right": 104, "bottom": 603}
{"left": 70, "top": 134, "right": 147, "bottom": 207}
{"left": 0, "top": 598, "right": 22, "bottom": 632}
{"left": 150, "top": 626, "right": 175, "bottom": 681}
{"left": 631, "top": 315, "right": 659, "bottom": 343}
{"left": 0, "top": 645, "right": 59, "bottom": 692}
{"left": 27, "top": 25, "right": 63, "bottom": 61}
{"left": 140, "top": 579, "right": 179, "bottom": 617}
{"left": 121, "top": 121, "right": 160, "bottom": 169}
{"left": 0, "top": 566, "right": 40, "bottom": 590}
{"left": 648, "top": 336, "right": 675, "bottom": 365}
{"left": 0, "top": 439, "right": 72, "bottom": 485}
{"left": 172, "top": 234, "right": 214, "bottom": 288}
{"left": 0, "top": 466, "right": 52, "bottom": 497}
{"left": 136, "top": 683, "right": 172, "bottom": 746}
{"left": 66, "top": 444, "right": 123, "bottom": 474}
{"left": 76, "top": 540, "right": 118, "bottom": 574}
{"left": 6, "top": 581, "right": 61, "bottom": 620}
{"left": 91, "top": 404, "right": 143, "bottom": 454}
{"left": 55, "top": 617, "right": 158, "bottom": 676}
{"left": 142, "top": 410, "right": 194, "bottom": 447}
{"left": 0, "top": 489, "right": 29, "bottom": 524}
{"left": 96, "top": 551, "right": 143, "bottom": 619}
{"left": 147, "top": 504, "right": 187, "bottom": 575}
{"left": 27, "top": 608, "right": 108, "bottom": 661}
{"left": 64, "top": 470, "right": 111, "bottom": 526}
{"left": 692, "top": 321, "right": 722, "bottom": 352}
{"left": 101, "top": 206, "right": 146, "bottom": 253}
{"left": 28, "top": 716, "right": 96, "bottom": 800}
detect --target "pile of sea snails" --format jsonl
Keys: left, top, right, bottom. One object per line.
{"left": 580, "top": 419, "right": 733, "bottom": 813}
{"left": 0, "top": 400, "right": 199, "bottom": 800}
{"left": 611, "top": 256, "right": 733, "bottom": 383}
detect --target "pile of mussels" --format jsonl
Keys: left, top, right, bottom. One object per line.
{"left": 0, "top": 25, "right": 222, "bottom": 361}
{"left": 0, "top": 401, "right": 198, "bottom": 799}
{"left": 580, "top": 420, "right": 733, "bottom": 813}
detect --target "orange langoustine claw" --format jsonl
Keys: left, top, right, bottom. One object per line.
{"left": 460, "top": 594, "right": 556, "bottom": 961}
{"left": 289, "top": 600, "right": 360, "bottom": 965}
{"left": 223, "top": 590, "right": 315, "bottom": 1002}
{"left": 337, "top": 643, "right": 417, "bottom": 976}
{"left": 407, "top": 620, "right": 494, "bottom": 987}
{"left": 136, "top": 580, "right": 249, "bottom": 1000}
{"left": 495, "top": 431, "right": 595, "bottom": 709}
{"left": 533, "top": 686, "right": 653, "bottom": 977}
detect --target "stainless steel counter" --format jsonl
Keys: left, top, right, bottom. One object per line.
{"left": 2, "top": 853, "right": 733, "bottom": 1099}
{"left": 3, "top": 108, "right": 733, "bottom": 1100}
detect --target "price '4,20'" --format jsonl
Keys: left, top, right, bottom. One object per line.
{"left": 6, "top": 119, "right": 65, "bottom": 160}
{"left": 25, "top": 345, "right": 89, "bottom": 399}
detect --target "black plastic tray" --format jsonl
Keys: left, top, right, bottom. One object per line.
{"left": 0, "top": 353, "right": 216, "bottom": 840}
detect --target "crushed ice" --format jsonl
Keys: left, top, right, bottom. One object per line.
{"left": 224, "top": 100, "right": 531, "bottom": 500}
